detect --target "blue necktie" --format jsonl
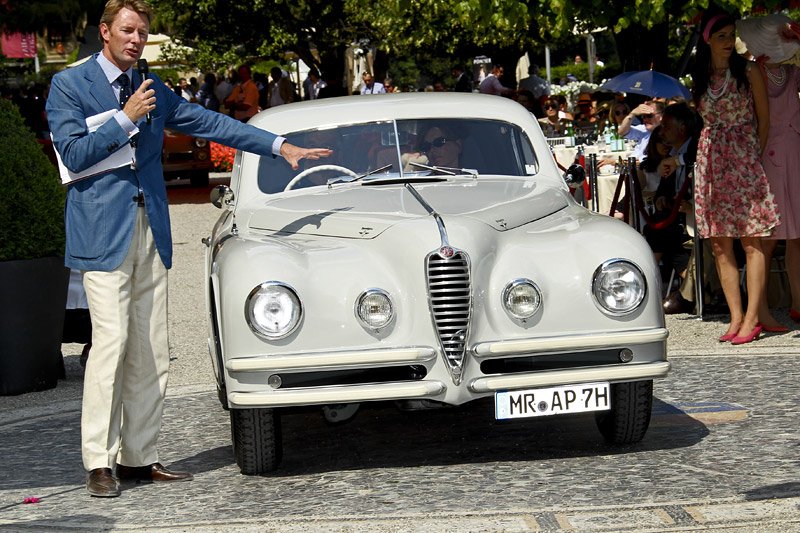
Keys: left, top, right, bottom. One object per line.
{"left": 117, "top": 73, "right": 138, "bottom": 147}
{"left": 118, "top": 73, "right": 131, "bottom": 108}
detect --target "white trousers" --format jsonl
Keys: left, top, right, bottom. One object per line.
{"left": 81, "top": 207, "right": 170, "bottom": 470}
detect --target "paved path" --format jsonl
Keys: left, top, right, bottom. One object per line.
{"left": 1, "top": 180, "right": 798, "bottom": 532}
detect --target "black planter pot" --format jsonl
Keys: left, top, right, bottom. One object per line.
{"left": 0, "top": 257, "right": 69, "bottom": 395}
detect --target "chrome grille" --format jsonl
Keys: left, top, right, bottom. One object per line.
{"left": 427, "top": 250, "right": 471, "bottom": 381}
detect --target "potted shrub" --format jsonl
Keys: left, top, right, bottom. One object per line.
{"left": 0, "top": 98, "right": 69, "bottom": 395}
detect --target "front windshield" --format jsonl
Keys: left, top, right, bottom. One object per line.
{"left": 257, "top": 118, "right": 539, "bottom": 193}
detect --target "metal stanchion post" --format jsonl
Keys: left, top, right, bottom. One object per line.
{"left": 626, "top": 156, "right": 641, "bottom": 232}
{"left": 588, "top": 153, "right": 598, "bottom": 212}
{"left": 690, "top": 163, "right": 704, "bottom": 318}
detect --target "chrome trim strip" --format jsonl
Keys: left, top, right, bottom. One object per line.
{"left": 404, "top": 182, "right": 450, "bottom": 247}
{"left": 472, "top": 328, "right": 669, "bottom": 358}
{"left": 469, "top": 361, "right": 671, "bottom": 393}
{"left": 228, "top": 380, "right": 446, "bottom": 407}
{"left": 226, "top": 347, "right": 436, "bottom": 372}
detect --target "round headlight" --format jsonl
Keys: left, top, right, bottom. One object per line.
{"left": 502, "top": 279, "right": 542, "bottom": 320}
{"left": 356, "top": 289, "right": 394, "bottom": 330}
{"left": 194, "top": 138, "right": 208, "bottom": 148}
{"left": 245, "top": 282, "right": 302, "bottom": 340}
{"left": 592, "top": 260, "right": 646, "bottom": 315}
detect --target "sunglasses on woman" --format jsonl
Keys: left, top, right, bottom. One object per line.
{"left": 544, "top": 104, "right": 558, "bottom": 110}
{"left": 420, "top": 136, "right": 448, "bottom": 152}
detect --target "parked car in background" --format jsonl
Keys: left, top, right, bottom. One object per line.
{"left": 162, "top": 128, "right": 211, "bottom": 186}
{"left": 204, "top": 93, "right": 670, "bottom": 475}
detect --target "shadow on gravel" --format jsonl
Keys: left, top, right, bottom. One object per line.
{"left": 0, "top": 392, "right": 710, "bottom": 485}
{"left": 744, "top": 481, "right": 800, "bottom": 501}
{"left": 271, "top": 395, "right": 710, "bottom": 476}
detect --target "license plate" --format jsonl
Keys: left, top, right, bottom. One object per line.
{"left": 495, "top": 382, "right": 610, "bottom": 420}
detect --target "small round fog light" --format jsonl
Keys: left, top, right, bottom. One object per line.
{"left": 356, "top": 288, "right": 394, "bottom": 329}
{"left": 619, "top": 348, "right": 634, "bottom": 363}
{"left": 502, "top": 279, "right": 542, "bottom": 320}
{"left": 268, "top": 374, "right": 282, "bottom": 389}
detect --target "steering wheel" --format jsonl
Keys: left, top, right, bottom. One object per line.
{"left": 284, "top": 164, "right": 360, "bottom": 192}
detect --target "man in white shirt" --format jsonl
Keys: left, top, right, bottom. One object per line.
{"left": 360, "top": 72, "right": 385, "bottom": 94}
{"left": 618, "top": 100, "right": 664, "bottom": 161}
{"left": 479, "top": 64, "right": 514, "bottom": 96}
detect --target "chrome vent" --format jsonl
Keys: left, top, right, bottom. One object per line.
{"left": 426, "top": 249, "right": 471, "bottom": 383}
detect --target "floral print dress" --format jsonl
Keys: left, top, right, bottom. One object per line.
{"left": 694, "top": 69, "right": 780, "bottom": 238}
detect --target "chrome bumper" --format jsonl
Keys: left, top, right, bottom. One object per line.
{"left": 224, "top": 328, "right": 669, "bottom": 409}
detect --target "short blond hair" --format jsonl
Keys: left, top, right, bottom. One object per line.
{"left": 99, "top": 0, "right": 152, "bottom": 28}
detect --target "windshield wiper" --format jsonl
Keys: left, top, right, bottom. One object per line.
{"left": 355, "top": 164, "right": 393, "bottom": 181}
{"left": 326, "top": 164, "right": 393, "bottom": 187}
{"left": 408, "top": 161, "right": 478, "bottom": 178}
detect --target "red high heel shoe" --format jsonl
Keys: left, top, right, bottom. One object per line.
{"left": 790, "top": 308, "right": 800, "bottom": 323}
{"left": 731, "top": 325, "right": 763, "bottom": 345}
{"left": 718, "top": 331, "right": 737, "bottom": 342}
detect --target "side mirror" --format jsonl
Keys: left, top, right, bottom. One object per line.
{"left": 563, "top": 163, "right": 586, "bottom": 189}
{"left": 210, "top": 184, "right": 234, "bottom": 209}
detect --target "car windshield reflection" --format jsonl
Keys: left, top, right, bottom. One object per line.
{"left": 257, "top": 118, "right": 540, "bottom": 194}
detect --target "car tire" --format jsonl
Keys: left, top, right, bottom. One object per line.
{"left": 190, "top": 171, "right": 210, "bottom": 187}
{"left": 230, "top": 408, "right": 283, "bottom": 475}
{"left": 595, "top": 380, "right": 653, "bottom": 445}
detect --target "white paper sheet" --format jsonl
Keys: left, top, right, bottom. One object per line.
{"left": 52, "top": 109, "right": 135, "bottom": 186}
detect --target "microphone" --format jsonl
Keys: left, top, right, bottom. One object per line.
{"left": 137, "top": 58, "right": 151, "bottom": 124}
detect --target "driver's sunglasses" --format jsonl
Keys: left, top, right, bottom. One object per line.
{"left": 420, "top": 136, "right": 448, "bottom": 152}
{"left": 544, "top": 104, "right": 558, "bottom": 110}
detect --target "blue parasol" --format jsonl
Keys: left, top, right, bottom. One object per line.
{"left": 598, "top": 70, "right": 691, "bottom": 100}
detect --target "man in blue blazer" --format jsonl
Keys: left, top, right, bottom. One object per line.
{"left": 46, "top": 0, "right": 331, "bottom": 498}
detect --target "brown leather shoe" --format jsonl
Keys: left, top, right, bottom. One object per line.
{"left": 116, "top": 462, "right": 193, "bottom": 482}
{"left": 86, "top": 468, "right": 120, "bottom": 497}
{"left": 663, "top": 291, "right": 694, "bottom": 315}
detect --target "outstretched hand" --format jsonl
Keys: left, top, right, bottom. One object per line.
{"left": 280, "top": 142, "right": 333, "bottom": 170}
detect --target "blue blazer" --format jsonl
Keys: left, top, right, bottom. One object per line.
{"left": 46, "top": 53, "right": 280, "bottom": 271}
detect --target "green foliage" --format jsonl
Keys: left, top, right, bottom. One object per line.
{"left": 140, "top": 0, "right": 800, "bottom": 89}
{"left": 148, "top": 0, "right": 355, "bottom": 73}
{"left": 387, "top": 55, "right": 459, "bottom": 91}
{"left": 347, "top": 0, "right": 535, "bottom": 55}
{"left": 0, "top": 99, "right": 65, "bottom": 261}
{"left": 548, "top": 62, "right": 610, "bottom": 84}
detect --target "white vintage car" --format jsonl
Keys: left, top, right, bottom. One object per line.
{"left": 204, "top": 93, "right": 670, "bottom": 475}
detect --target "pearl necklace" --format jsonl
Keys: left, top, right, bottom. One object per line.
{"left": 706, "top": 68, "right": 730, "bottom": 100}
{"left": 765, "top": 65, "right": 787, "bottom": 87}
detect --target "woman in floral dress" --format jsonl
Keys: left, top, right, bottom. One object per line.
{"left": 738, "top": 14, "right": 800, "bottom": 331}
{"left": 692, "top": 11, "right": 779, "bottom": 345}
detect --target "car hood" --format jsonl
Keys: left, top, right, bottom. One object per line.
{"left": 246, "top": 177, "right": 569, "bottom": 238}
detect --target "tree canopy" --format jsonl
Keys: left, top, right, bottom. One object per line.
{"left": 146, "top": 0, "right": 793, "bottom": 78}
{"left": 3, "top": 0, "right": 796, "bottom": 84}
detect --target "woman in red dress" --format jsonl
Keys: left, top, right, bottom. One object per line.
{"left": 691, "top": 11, "right": 779, "bottom": 345}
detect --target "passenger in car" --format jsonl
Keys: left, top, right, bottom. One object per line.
{"left": 402, "top": 124, "right": 463, "bottom": 170}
